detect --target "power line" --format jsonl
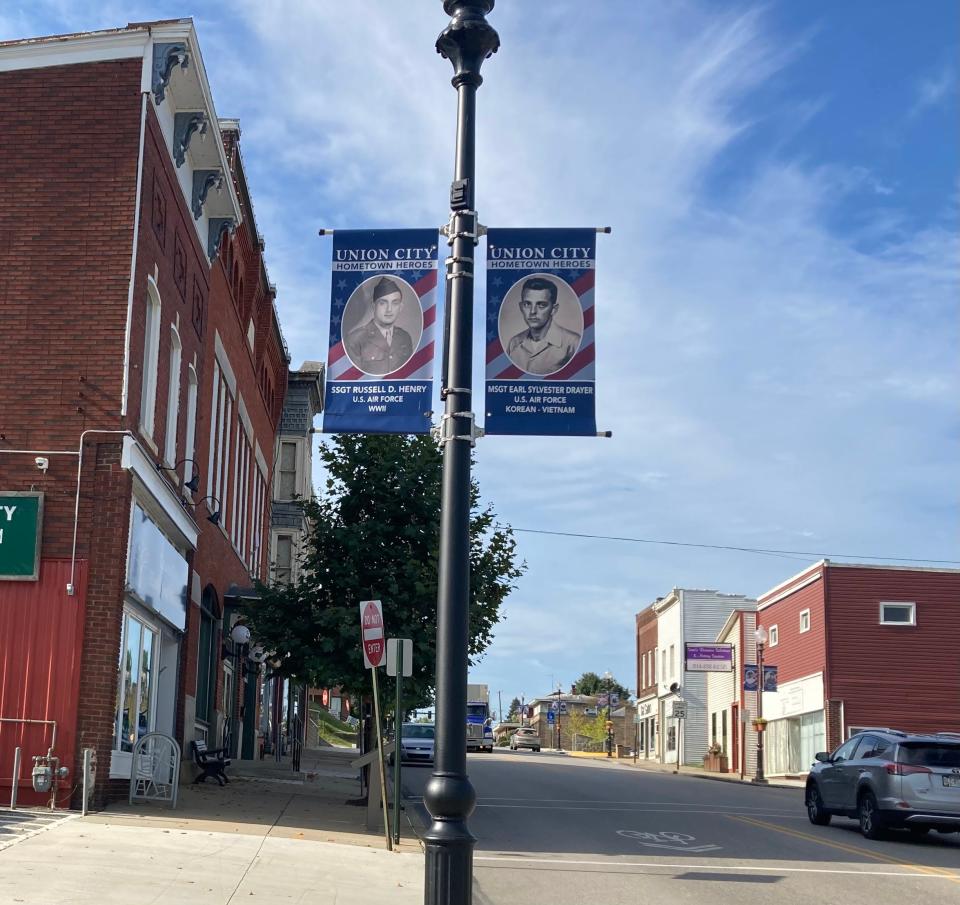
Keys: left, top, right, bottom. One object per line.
{"left": 511, "top": 527, "right": 960, "bottom": 566}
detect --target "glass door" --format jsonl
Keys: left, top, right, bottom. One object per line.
{"left": 114, "top": 611, "right": 159, "bottom": 753}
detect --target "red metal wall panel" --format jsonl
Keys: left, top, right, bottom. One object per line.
{"left": 0, "top": 558, "right": 86, "bottom": 808}
{"left": 825, "top": 565, "right": 960, "bottom": 735}
{"left": 758, "top": 565, "right": 827, "bottom": 685}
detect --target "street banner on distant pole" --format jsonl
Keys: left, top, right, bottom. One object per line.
{"left": 323, "top": 229, "right": 438, "bottom": 434}
{"left": 484, "top": 228, "right": 597, "bottom": 435}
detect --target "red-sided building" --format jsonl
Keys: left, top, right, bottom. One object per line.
{"left": 0, "top": 20, "right": 288, "bottom": 805}
{"left": 756, "top": 560, "right": 960, "bottom": 776}
{"left": 634, "top": 606, "right": 658, "bottom": 758}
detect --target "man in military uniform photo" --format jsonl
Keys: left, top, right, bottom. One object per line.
{"left": 345, "top": 276, "right": 415, "bottom": 376}
{"left": 506, "top": 276, "right": 581, "bottom": 376}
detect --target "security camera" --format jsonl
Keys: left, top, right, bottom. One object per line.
{"left": 35, "top": 457, "right": 49, "bottom": 472}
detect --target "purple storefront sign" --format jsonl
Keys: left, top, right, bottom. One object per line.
{"left": 684, "top": 643, "right": 734, "bottom": 673}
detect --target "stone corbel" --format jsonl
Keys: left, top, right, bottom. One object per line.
{"left": 208, "top": 218, "right": 236, "bottom": 262}
{"left": 152, "top": 42, "right": 189, "bottom": 106}
{"left": 173, "top": 111, "right": 208, "bottom": 168}
{"left": 192, "top": 169, "right": 224, "bottom": 220}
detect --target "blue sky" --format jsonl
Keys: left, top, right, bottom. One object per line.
{"left": 4, "top": 1, "right": 957, "bottom": 712}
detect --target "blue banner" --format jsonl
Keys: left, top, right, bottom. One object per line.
{"left": 323, "top": 230, "right": 438, "bottom": 434}
{"left": 484, "top": 228, "right": 598, "bottom": 436}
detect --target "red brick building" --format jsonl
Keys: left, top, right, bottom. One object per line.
{"left": 634, "top": 606, "right": 658, "bottom": 758}
{"left": 0, "top": 20, "right": 288, "bottom": 805}
{"left": 757, "top": 560, "right": 960, "bottom": 776}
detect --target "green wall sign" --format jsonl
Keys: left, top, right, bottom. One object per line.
{"left": 0, "top": 492, "right": 43, "bottom": 581}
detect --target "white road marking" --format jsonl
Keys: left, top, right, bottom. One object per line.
{"left": 477, "top": 796, "right": 797, "bottom": 811}
{"left": 0, "top": 810, "right": 78, "bottom": 852}
{"left": 474, "top": 855, "right": 952, "bottom": 879}
{"left": 617, "top": 829, "right": 722, "bottom": 853}
{"left": 474, "top": 803, "right": 806, "bottom": 818}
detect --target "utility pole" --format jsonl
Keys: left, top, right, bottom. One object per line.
{"left": 497, "top": 690, "right": 502, "bottom": 725}
{"left": 424, "top": 4, "right": 499, "bottom": 904}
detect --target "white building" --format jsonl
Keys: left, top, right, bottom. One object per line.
{"left": 706, "top": 608, "right": 759, "bottom": 777}
{"left": 652, "top": 589, "right": 757, "bottom": 766}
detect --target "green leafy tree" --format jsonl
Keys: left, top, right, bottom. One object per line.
{"left": 573, "top": 671, "right": 631, "bottom": 698}
{"left": 584, "top": 711, "right": 611, "bottom": 746}
{"left": 507, "top": 696, "right": 521, "bottom": 720}
{"left": 565, "top": 709, "right": 589, "bottom": 750}
{"left": 245, "top": 434, "right": 524, "bottom": 708}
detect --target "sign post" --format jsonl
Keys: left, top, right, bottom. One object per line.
{"left": 360, "top": 600, "right": 391, "bottom": 851}
{"left": 671, "top": 700, "right": 687, "bottom": 774}
{"left": 386, "top": 638, "right": 413, "bottom": 845}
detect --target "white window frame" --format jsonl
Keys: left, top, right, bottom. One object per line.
{"left": 277, "top": 439, "right": 300, "bottom": 500}
{"left": 163, "top": 324, "right": 182, "bottom": 467}
{"left": 768, "top": 625, "right": 779, "bottom": 646}
{"left": 113, "top": 607, "right": 160, "bottom": 755}
{"left": 207, "top": 345, "right": 237, "bottom": 529}
{"left": 274, "top": 533, "right": 294, "bottom": 584}
{"left": 879, "top": 601, "right": 916, "bottom": 626}
{"left": 799, "top": 609, "right": 811, "bottom": 634}
{"left": 669, "top": 644, "right": 675, "bottom": 679}
{"left": 183, "top": 365, "right": 199, "bottom": 491}
{"left": 652, "top": 648, "right": 656, "bottom": 684}
{"left": 139, "top": 277, "right": 162, "bottom": 440}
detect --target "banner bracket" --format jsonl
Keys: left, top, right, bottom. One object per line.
{"left": 441, "top": 211, "right": 480, "bottom": 245}
{"left": 440, "top": 387, "right": 470, "bottom": 399}
{"left": 439, "top": 411, "right": 482, "bottom": 447}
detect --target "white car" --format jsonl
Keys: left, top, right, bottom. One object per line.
{"left": 510, "top": 727, "right": 541, "bottom": 752}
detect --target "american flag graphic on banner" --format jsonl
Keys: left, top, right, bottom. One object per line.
{"left": 484, "top": 228, "right": 597, "bottom": 436}
{"left": 323, "top": 229, "right": 438, "bottom": 434}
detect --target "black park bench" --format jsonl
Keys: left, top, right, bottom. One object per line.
{"left": 191, "top": 740, "right": 231, "bottom": 786}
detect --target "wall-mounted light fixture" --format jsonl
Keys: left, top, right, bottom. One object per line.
{"left": 156, "top": 458, "right": 201, "bottom": 493}
{"left": 194, "top": 495, "right": 222, "bottom": 526}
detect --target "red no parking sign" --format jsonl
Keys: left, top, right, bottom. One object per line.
{"left": 360, "top": 599, "right": 385, "bottom": 668}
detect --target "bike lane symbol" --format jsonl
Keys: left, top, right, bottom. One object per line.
{"left": 617, "top": 830, "right": 722, "bottom": 853}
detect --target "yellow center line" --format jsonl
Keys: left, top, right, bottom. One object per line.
{"left": 728, "top": 814, "right": 960, "bottom": 883}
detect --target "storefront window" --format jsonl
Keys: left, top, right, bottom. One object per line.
{"left": 114, "top": 612, "right": 158, "bottom": 752}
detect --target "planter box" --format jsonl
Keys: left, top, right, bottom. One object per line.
{"left": 703, "top": 753, "right": 729, "bottom": 773}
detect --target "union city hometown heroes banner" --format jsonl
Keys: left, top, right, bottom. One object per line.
{"left": 484, "top": 228, "right": 597, "bottom": 436}
{"left": 323, "top": 229, "right": 438, "bottom": 434}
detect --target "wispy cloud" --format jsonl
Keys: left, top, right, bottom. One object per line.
{"left": 911, "top": 63, "right": 956, "bottom": 117}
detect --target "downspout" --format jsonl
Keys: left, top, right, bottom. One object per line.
{"left": 821, "top": 560, "right": 838, "bottom": 743}
{"left": 120, "top": 89, "right": 149, "bottom": 418}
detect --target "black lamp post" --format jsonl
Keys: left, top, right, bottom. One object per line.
{"left": 424, "top": 4, "right": 499, "bottom": 904}
{"left": 753, "top": 625, "right": 768, "bottom": 784}
{"left": 604, "top": 671, "right": 613, "bottom": 757}
{"left": 555, "top": 686, "right": 563, "bottom": 751}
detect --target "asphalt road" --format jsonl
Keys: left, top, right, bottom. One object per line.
{"left": 403, "top": 750, "right": 960, "bottom": 905}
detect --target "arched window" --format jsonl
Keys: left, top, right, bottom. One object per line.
{"left": 139, "top": 277, "right": 162, "bottom": 440}
{"left": 183, "top": 365, "right": 199, "bottom": 490}
{"left": 164, "top": 324, "right": 182, "bottom": 465}
{"left": 196, "top": 586, "right": 221, "bottom": 725}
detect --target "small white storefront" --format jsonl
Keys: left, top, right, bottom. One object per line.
{"left": 636, "top": 696, "right": 657, "bottom": 759}
{"left": 111, "top": 437, "right": 197, "bottom": 778}
{"left": 762, "top": 671, "right": 826, "bottom": 776}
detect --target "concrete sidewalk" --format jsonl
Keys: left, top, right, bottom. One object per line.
{"left": 0, "top": 747, "right": 425, "bottom": 904}
{"left": 564, "top": 749, "right": 806, "bottom": 789}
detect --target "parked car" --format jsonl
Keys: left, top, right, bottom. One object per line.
{"left": 805, "top": 728, "right": 960, "bottom": 839}
{"left": 391, "top": 723, "right": 435, "bottom": 765}
{"left": 510, "top": 727, "right": 541, "bottom": 752}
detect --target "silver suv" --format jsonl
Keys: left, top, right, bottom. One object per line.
{"left": 805, "top": 728, "right": 960, "bottom": 839}
{"left": 510, "top": 727, "right": 541, "bottom": 752}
